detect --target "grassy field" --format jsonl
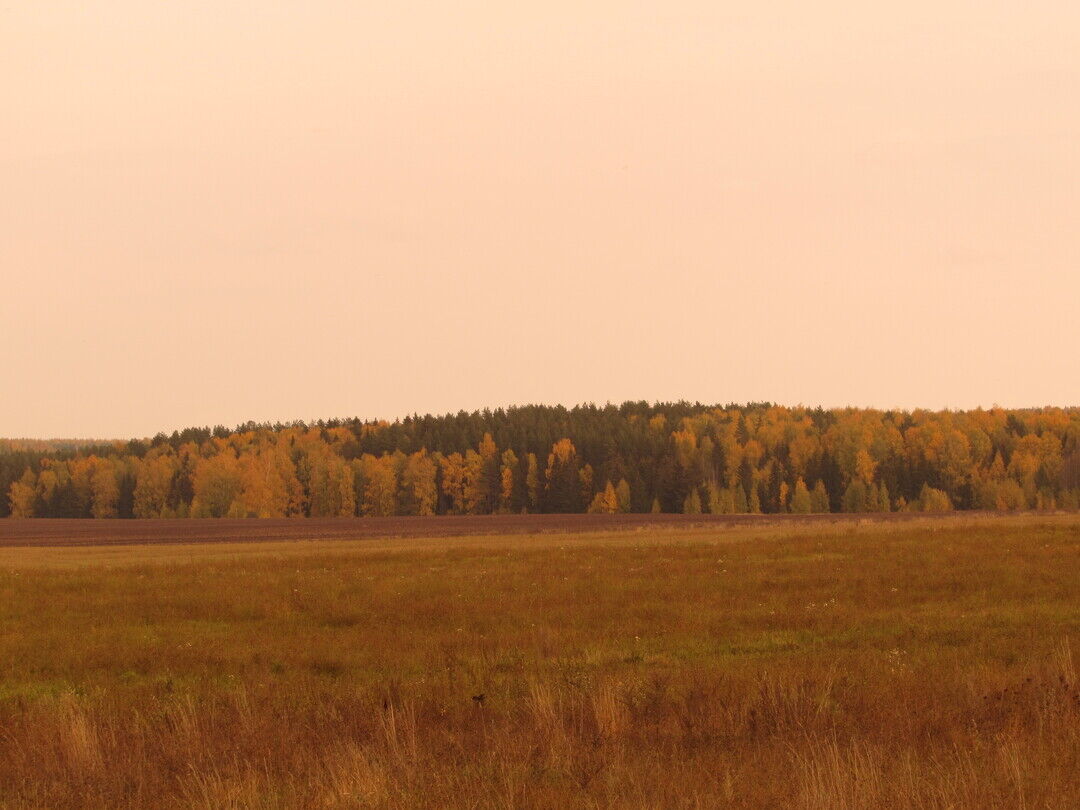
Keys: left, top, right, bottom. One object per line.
{"left": 0, "top": 515, "right": 1078, "bottom": 808}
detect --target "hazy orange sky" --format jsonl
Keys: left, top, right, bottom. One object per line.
{"left": 3, "top": 2, "right": 1078, "bottom": 438}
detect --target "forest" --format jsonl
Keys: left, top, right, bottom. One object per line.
{"left": 2, "top": 403, "right": 1078, "bottom": 519}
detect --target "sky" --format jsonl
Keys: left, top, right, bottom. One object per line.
{"left": 3, "top": 2, "right": 1078, "bottom": 439}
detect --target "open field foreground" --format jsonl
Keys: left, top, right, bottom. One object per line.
{"left": 0, "top": 516, "right": 1078, "bottom": 808}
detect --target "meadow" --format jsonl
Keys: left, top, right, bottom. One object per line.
{"left": 0, "top": 515, "right": 1077, "bottom": 808}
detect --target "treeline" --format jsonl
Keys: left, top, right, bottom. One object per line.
{"left": 0, "top": 439, "right": 106, "bottom": 453}
{"left": 3, "top": 403, "right": 1079, "bottom": 519}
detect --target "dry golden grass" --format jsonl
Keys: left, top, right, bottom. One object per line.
{"left": 0, "top": 515, "right": 1078, "bottom": 808}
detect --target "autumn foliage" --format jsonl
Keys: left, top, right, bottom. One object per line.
{"left": 3, "top": 403, "right": 1079, "bottom": 518}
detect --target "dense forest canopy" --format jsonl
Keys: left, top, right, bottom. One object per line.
{"left": 3, "top": 403, "right": 1079, "bottom": 519}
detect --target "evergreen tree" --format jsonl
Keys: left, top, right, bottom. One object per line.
{"left": 525, "top": 453, "right": 540, "bottom": 512}
{"left": 748, "top": 486, "right": 761, "bottom": 514}
{"left": 790, "top": 477, "right": 812, "bottom": 514}
{"left": 588, "top": 481, "right": 619, "bottom": 514}
{"left": 878, "top": 481, "right": 891, "bottom": 512}
{"left": 842, "top": 479, "right": 867, "bottom": 513}
{"left": 682, "top": 488, "right": 702, "bottom": 514}
{"left": 735, "top": 485, "right": 749, "bottom": 514}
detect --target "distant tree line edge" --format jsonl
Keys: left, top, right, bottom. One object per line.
{"left": 3, "top": 402, "right": 1079, "bottom": 519}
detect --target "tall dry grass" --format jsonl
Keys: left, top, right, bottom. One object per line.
{"left": 0, "top": 516, "right": 1077, "bottom": 807}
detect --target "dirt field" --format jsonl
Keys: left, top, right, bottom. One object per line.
{"left": 0, "top": 510, "right": 1025, "bottom": 547}
{"left": 0, "top": 515, "right": 1077, "bottom": 808}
